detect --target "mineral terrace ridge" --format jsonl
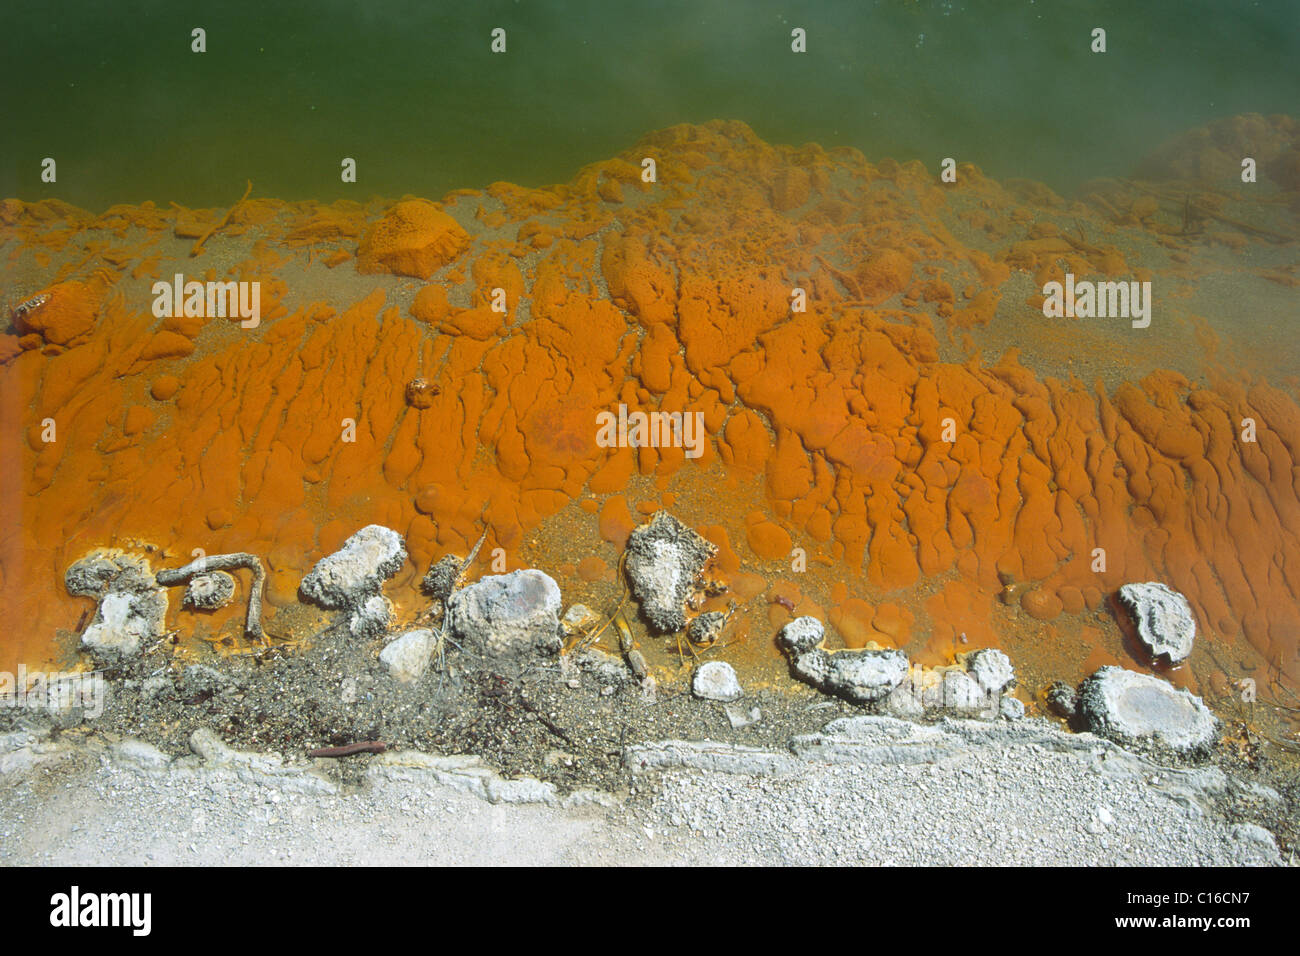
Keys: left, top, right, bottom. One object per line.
{"left": 1, "top": 116, "right": 1299, "bottom": 863}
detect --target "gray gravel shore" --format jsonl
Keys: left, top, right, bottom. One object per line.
{"left": 1, "top": 715, "right": 1289, "bottom": 866}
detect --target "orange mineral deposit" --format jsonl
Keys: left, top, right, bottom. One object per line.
{"left": 1, "top": 118, "right": 1297, "bottom": 708}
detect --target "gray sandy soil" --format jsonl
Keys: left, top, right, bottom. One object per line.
{"left": 1, "top": 714, "right": 1290, "bottom": 867}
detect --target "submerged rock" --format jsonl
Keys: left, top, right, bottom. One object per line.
{"left": 421, "top": 554, "right": 462, "bottom": 602}
{"left": 624, "top": 512, "right": 717, "bottom": 633}
{"left": 66, "top": 550, "right": 154, "bottom": 598}
{"left": 687, "top": 611, "right": 727, "bottom": 645}
{"left": 561, "top": 604, "right": 600, "bottom": 635}
{"left": 356, "top": 199, "right": 471, "bottom": 280}
{"left": 379, "top": 628, "right": 437, "bottom": 683}
{"left": 1078, "top": 666, "right": 1219, "bottom": 756}
{"left": 67, "top": 550, "right": 168, "bottom": 660}
{"left": 446, "top": 569, "right": 563, "bottom": 657}
{"left": 777, "top": 616, "right": 908, "bottom": 704}
{"left": 693, "top": 661, "right": 743, "bottom": 702}
{"left": 1118, "top": 582, "right": 1196, "bottom": 664}
{"left": 299, "top": 525, "right": 407, "bottom": 610}
{"left": 183, "top": 571, "right": 236, "bottom": 610}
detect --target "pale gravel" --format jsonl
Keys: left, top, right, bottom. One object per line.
{"left": 0, "top": 729, "right": 1287, "bottom": 866}
{"left": 633, "top": 747, "right": 1283, "bottom": 866}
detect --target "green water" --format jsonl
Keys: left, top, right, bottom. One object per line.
{"left": 1, "top": 0, "right": 1296, "bottom": 211}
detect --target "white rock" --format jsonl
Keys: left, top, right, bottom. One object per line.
{"left": 380, "top": 628, "right": 437, "bottom": 682}
{"left": 81, "top": 589, "right": 167, "bottom": 659}
{"left": 447, "top": 569, "right": 563, "bottom": 657}
{"left": 348, "top": 593, "right": 393, "bottom": 639}
{"left": 999, "top": 696, "right": 1026, "bottom": 720}
{"left": 778, "top": 616, "right": 825, "bottom": 654}
{"left": 778, "top": 616, "right": 908, "bottom": 703}
{"left": 966, "top": 648, "right": 1015, "bottom": 694}
{"left": 724, "top": 703, "right": 761, "bottom": 729}
{"left": 624, "top": 512, "right": 718, "bottom": 633}
{"left": 1230, "top": 823, "right": 1280, "bottom": 858}
{"left": 1118, "top": 582, "right": 1196, "bottom": 663}
{"left": 111, "top": 739, "right": 172, "bottom": 773}
{"left": 299, "top": 525, "right": 407, "bottom": 610}
{"left": 789, "top": 647, "right": 908, "bottom": 704}
{"left": 693, "top": 661, "right": 743, "bottom": 701}
{"left": 941, "top": 670, "right": 988, "bottom": 713}
{"left": 340, "top": 678, "right": 358, "bottom": 704}
{"left": 1079, "top": 666, "right": 1219, "bottom": 755}
{"left": 881, "top": 683, "right": 925, "bottom": 718}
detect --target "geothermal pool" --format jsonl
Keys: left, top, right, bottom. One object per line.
{"left": 1, "top": 1, "right": 1298, "bottom": 752}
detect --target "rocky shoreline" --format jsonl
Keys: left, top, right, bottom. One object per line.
{"left": 60, "top": 512, "right": 1232, "bottom": 757}
{"left": 1, "top": 510, "right": 1296, "bottom": 864}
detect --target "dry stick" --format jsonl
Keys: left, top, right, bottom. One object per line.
{"left": 431, "top": 528, "right": 491, "bottom": 673}
{"left": 814, "top": 254, "right": 864, "bottom": 298}
{"left": 513, "top": 693, "right": 575, "bottom": 746}
{"left": 190, "top": 180, "right": 253, "bottom": 257}
{"left": 568, "top": 550, "right": 632, "bottom": 654}
{"left": 308, "top": 741, "right": 387, "bottom": 758}
{"left": 1084, "top": 192, "right": 1124, "bottom": 222}
{"left": 155, "top": 552, "right": 267, "bottom": 643}
{"left": 460, "top": 529, "right": 488, "bottom": 578}
{"left": 1121, "top": 179, "right": 1296, "bottom": 243}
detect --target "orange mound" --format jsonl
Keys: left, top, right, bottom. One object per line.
{"left": 356, "top": 199, "right": 470, "bottom": 279}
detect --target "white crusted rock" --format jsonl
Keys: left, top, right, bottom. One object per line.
{"left": 692, "top": 661, "right": 743, "bottom": 702}
{"left": 624, "top": 512, "right": 717, "bottom": 633}
{"left": 379, "top": 628, "right": 437, "bottom": 683}
{"left": 1118, "top": 582, "right": 1196, "bottom": 664}
{"left": 184, "top": 571, "right": 236, "bottom": 610}
{"left": 1079, "top": 666, "right": 1219, "bottom": 755}
{"left": 67, "top": 550, "right": 168, "bottom": 661}
{"left": 966, "top": 648, "right": 1015, "bottom": 695}
{"left": 81, "top": 589, "right": 167, "bottom": 660}
{"left": 299, "top": 525, "right": 407, "bottom": 610}
{"left": 777, "top": 617, "right": 907, "bottom": 704}
{"left": 446, "top": 569, "right": 563, "bottom": 657}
